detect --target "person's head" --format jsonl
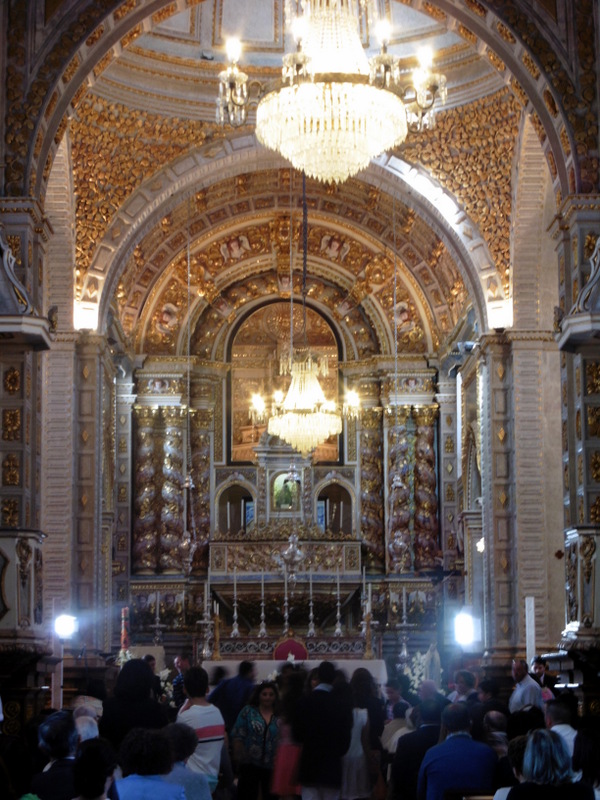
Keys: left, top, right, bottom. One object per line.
{"left": 307, "top": 668, "right": 320, "bottom": 692}
{"left": 531, "top": 656, "right": 547, "bottom": 676}
{"left": 522, "top": 728, "right": 572, "bottom": 785}
{"left": 239, "top": 660, "right": 256, "bottom": 680}
{"left": 73, "top": 737, "right": 117, "bottom": 800}
{"left": 211, "top": 666, "right": 228, "bottom": 685}
{"left": 385, "top": 678, "right": 400, "bottom": 704}
{"left": 507, "top": 735, "right": 529, "bottom": 781}
{"left": 250, "top": 681, "right": 278, "bottom": 709}
{"left": 512, "top": 659, "right": 529, "bottom": 683}
{"left": 174, "top": 654, "right": 191, "bottom": 673}
{"left": 317, "top": 661, "right": 336, "bottom": 686}
{"left": 183, "top": 666, "right": 209, "bottom": 699}
{"left": 142, "top": 654, "right": 157, "bottom": 673}
{"left": 454, "top": 669, "right": 476, "bottom": 695}
{"left": 507, "top": 705, "right": 546, "bottom": 740}
{"left": 545, "top": 698, "right": 573, "bottom": 728}
{"left": 441, "top": 703, "right": 471, "bottom": 734}
{"left": 477, "top": 678, "right": 499, "bottom": 702}
{"left": 419, "top": 700, "right": 442, "bottom": 726}
{"left": 119, "top": 728, "right": 173, "bottom": 777}
{"left": 350, "top": 668, "right": 377, "bottom": 707}
{"left": 164, "top": 722, "right": 199, "bottom": 763}
{"left": 75, "top": 715, "right": 99, "bottom": 742}
{"left": 418, "top": 679, "right": 439, "bottom": 702}
{"left": 484, "top": 710, "right": 507, "bottom": 734}
{"left": 38, "top": 710, "right": 78, "bottom": 759}
{"left": 113, "top": 658, "right": 155, "bottom": 702}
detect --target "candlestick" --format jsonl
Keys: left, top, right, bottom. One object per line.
{"left": 367, "top": 583, "right": 372, "bottom": 613}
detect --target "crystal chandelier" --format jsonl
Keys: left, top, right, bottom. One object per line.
{"left": 217, "top": 1, "right": 447, "bottom": 184}
{"left": 268, "top": 348, "right": 343, "bottom": 456}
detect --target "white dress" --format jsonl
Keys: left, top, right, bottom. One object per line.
{"left": 341, "top": 707, "right": 371, "bottom": 800}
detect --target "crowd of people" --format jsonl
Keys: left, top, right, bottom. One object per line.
{"left": 0, "top": 653, "right": 599, "bottom": 800}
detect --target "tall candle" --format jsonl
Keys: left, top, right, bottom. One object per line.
{"left": 340, "top": 500, "right": 344, "bottom": 529}
{"left": 155, "top": 591, "right": 160, "bottom": 624}
{"left": 402, "top": 586, "right": 407, "bottom": 620}
{"left": 362, "top": 566, "right": 366, "bottom": 598}
{"left": 261, "top": 569, "right": 265, "bottom": 600}
{"left": 227, "top": 501, "right": 231, "bottom": 530}
{"left": 309, "top": 569, "right": 312, "bottom": 598}
{"left": 368, "top": 583, "right": 372, "bottom": 612}
{"left": 336, "top": 566, "right": 340, "bottom": 598}
{"left": 284, "top": 567, "right": 288, "bottom": 597}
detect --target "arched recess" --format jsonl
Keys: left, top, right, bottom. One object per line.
{"left": 214, "top": 478, "right": 257, "bottom": 535}
{"left": 313, "top": 475, "right": 357, "bottom": 536}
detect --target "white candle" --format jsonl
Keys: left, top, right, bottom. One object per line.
{"left": 362, "top": 566, "right": 366, "bottom": 598}
{"left": 337, "top": 566, "right": 340, "bottom": 598}
{"left": 214, "top": 600, "right": 219, "bottom": 615}
{"left": 284, "top": 567, "right": 288, "bottom": 597}
{"left": 309, "top": 569, "right": 312, "bottom": 599}
{"left": 227, "top": 502, "right": 231, "bottom": 530}
{"left": 155, "top": 591, "right": 160, "bottom": 624}
{"left": 368, "top": 583, "right": 372, "bottom": 611}
{"left": 402, "top": 586, "right": 407, "bottom": 619}
{"left": 204, "top": 581, "right": 208, "bottom": 613}
{"left": 261, "top": 569, "right": 265, "bottom": 600}
{"left": 234, "top": 567, "right": 237, "bottom": 598}
{"left": 340, "top": 500, "right": 344, "bottom": 529}
{"left": 526, "top": 596, "right": 535, "bottom": 665}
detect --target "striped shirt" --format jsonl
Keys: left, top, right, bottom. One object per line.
{"left": 177, "top": 703, "right": 226, "bottom": 790}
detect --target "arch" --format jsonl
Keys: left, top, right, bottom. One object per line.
{"left": 15, "top": 0, "right": 584, "bottom": 208}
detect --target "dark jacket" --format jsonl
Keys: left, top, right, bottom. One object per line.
{"left": 391, "top": 723, "right": 440, "bottom": 800}
{"left": 293, "top": 685, "right": 353, "bottom": 788}
{"left": 30, "top": 758, "right": 75, "bottom": 800}
{"left": 99, "top": 695, "right": 169, "bottom": 749}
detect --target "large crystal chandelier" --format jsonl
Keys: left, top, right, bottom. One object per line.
{"left": 217, "top": 1, "right": 447, "bottom": 184}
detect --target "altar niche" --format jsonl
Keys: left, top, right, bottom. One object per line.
{"left": 218, "top": 483, "right": 255, "bottom": 535}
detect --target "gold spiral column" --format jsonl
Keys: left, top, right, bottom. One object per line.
{"left": 386, "top": 407, "right": 412, "bottom": 573}
{"left": 159, "top": 407, "right": 185, "bottom": 573}
{"left": 412, "top": 405, "right": 440, "bottom": 570}
{"left": 358, "top": 407, "right": 385, "bottom": 568}
{"left": 132, "top": 407, "right": 159, "bottom": 573}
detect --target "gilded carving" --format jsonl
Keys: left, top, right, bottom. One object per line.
{"left": 590, "top": 497, "right": 600, "bottom": 524}
{"left": 586, "top": 363, "right": 600, "bottom": 395}
{"left": 591, "top": 452, "right": 600, "bottom": 482}
{"left": 588, "top": 407, "right": 600, "bottom": 437}
{"left": 388, "top": 410, "right": 412, "bottom": 573}
{"left": 444, "top": 436, "right": 454, "bottom": 453}
{"left": 3, "top": 367, "right": 20, "bottom": 395}
{"left": 576, "top": 409, "right": 582, "bottom": 439}
{"left": 1, "top": 499, "right": 18, "bottom": 527}
{"left": 581, "top": 536, "right": 596, "bottom": 584}
{"left": 2, "top": 409, "right": 21, "bottom": 440}
{"left": 2, "top": 453, "right": 20, "bottom": 486}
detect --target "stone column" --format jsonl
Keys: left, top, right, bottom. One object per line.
{"left": 73, "top": 332, "right": 115, "bottom": 650}
{"left": 478, "top": 333, "right": 514, "bottom": 660}
{"left": 436, "top": 377, "right": 460, "bottom": 569}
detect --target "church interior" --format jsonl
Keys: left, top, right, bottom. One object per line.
{"left": 1, "top": 0, "right": 600, "bottom": 728}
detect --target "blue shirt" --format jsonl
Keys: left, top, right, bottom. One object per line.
{"left": 417, "top": 733, "right": 497, "bottom": 800}
{"left": 116, "top": 774, "right": 186, "bottom": 800}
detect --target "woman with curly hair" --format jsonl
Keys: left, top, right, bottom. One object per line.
{"left": 231, "top": 681, "right": 280, "bottom": 800}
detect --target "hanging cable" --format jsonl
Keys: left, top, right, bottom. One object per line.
{"left": 392, "top": 191, "right": 399, "bottom": 427}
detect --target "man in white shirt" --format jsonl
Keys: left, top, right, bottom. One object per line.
{"left": 545, "top": 698, "right": 578, "bottom": 757}
{"left": 508, "top": 659, "right": 543, "bottom": 714}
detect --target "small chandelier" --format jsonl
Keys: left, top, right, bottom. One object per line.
{"left": 217, "top": 1, "right": 447, "bottom": 184}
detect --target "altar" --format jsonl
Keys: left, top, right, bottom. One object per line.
{"left": 200, "top": 658, "right": 388, "bottom": 685}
